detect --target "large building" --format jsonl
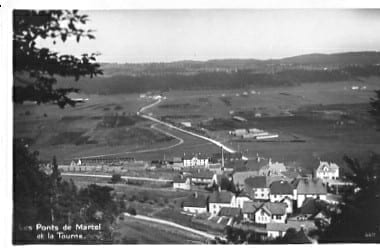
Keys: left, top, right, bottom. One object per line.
{"left": 244, "top": 176, "right": 270, "bottom": 200}
{"left": 315, "top": 161, "right": 339, "bottom": 181}
{"left": 183, "top": 154, "right": 209, "bottom": 167}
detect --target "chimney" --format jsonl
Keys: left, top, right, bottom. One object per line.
{"left": 194, "top": 192, "right": 198, "bottom": 198}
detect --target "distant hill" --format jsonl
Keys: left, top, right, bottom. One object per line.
{"left": 100, "top": 51, "right": 380, "bottom": 76}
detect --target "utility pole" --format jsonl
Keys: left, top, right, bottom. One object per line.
{"left": 221, "top": 146, "right": 224, "bottom": 169}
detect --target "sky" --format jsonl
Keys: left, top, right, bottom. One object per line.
{"left": 38, "top": 9, "right": 380, "bottom": 63}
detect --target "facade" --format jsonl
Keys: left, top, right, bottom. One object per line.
{"left": 173, "top": 176, "right": 191, "bottom": 190}
{"left": 242, "top": 201, "right": 263, "bottom": 221}
{"left": 315, "top": 161, "right": 339, "bottom": 181}
{"left": 182, "top": 193, "right": 208, "bottom": 214}
{"left": 208, "top": 191, "right": 234, "bottom": 216}
{"left": 259, "top": 159, "right": 287, "bottom": 176}
{"left": 244, "top": 176, "right": 270, "bottom": 200}
{"left": 183, "top": 154, "right": 209, "bottom": 167}
{"left": 295, "top": 179, "right": 327, "bottom": 208}
{"left": 255, "top": 202, "right": 287, "bottom": 224}
{"left": 231, "top": 194, "right": 252, "bottom": 208}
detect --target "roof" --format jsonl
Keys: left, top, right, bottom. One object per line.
{"left": 173, "top": 175, "right": 189, "bottom": 183}
{"left": 267, "top": 221, "right": 316, "bottom": 234}
{"left": 191, "top": 171, "right": 214, "bottom": 179}
{"left": 296, "top": 179, "right": 327, "bottom": 195}
{"left": 281, "top": 170, "right": 301, "bottom": 180}
{"left": 270, "top": 180, "right": 293, "bottom": 195}
{"left": 209, "top": 191, "right": 234, "bottom": 204}
{"left": 183, "top": 194, "right": 208, "bottom": 208}
{"left": 317, "top": 161, "right": 339, "bottom": 173}
{"left": 224, "top": 160, "right": 247, "bottom": 171}
{"left": 263, "top": 202, "right": 287, "bottom": 215}
{"left": 233, "top": 171, "right": 259, "bottom": 186}
{"left": 218, "top": 207, "right": 242, "bottom": 217}
{"left": 245, "top": 176, "right": 267, "bottom": 189}
{"left": 183, "top": 154, "right": 209, "bottom": 160}
{"left": 242, "top": 201, "right": 263, "bottom": 213}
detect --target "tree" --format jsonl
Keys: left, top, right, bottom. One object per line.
{"left": 13, "top": 10, "right": 102, "bottom": 108}
{"left": 370, "top": 90, "right": 380, "bottom": 128}
{"left": 318, "top": 154, "right": 380, "bottom": 243}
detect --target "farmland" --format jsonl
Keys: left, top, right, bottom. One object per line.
{"left": 14, "top": 76, "right": 380, "bottom": 173}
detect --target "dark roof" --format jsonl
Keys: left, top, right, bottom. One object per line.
{"left": 209, "top": 191, "right": 234, "bottom": 204}
{"left": 296, "top": 179, "right": 327, "bottom": 195}
{"left": 245, "top": 176, "right": 267, "bottom": 189}
{"left": 263, "top": 202, "right": 287, "bottom": 215}
{"left": 173, "top": 175, "right": 189, "bottom": 183}
{"left": 183, "top": 194, "right": 208, "bottom": 208}
{"left": 218, "top": 207, "right": 242, "bottom": 217}
{"left": 242, "top": 201, "right": 263, "bottom": 213}
{"left": 299, "top": 198, "right": 327, "bottom": 216}
{"left": 224, "top": 160, "right": 247, "bottom": 171}
{"left": 191, "top": 171, "right": 214, "bottom": 179}
{"left": 183, "top": 154, "right": 209, "bottom": 160}
{"left": 270, "top": 180, "right": 293, "bottom": 194}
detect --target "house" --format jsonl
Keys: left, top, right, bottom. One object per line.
{"left": 209, "top": 191, "right": 234, "bottom": 216}
{"left": 218, "top": 207, "right": 242, "bottom": 220}
{"left": 173, "top": 175, "right": 191, "bottom": 190}
{"left": 315, "top": 161, "right": 339, "bottom": 181}
{"left": 242, "top": 201, "right": 263, "bottom": 221}
{"left": 269, "top": 180, "right": 294, "bottom": 214}
{"left": 266, "top": 222, "right": 316, "bottom": 240}
{"left": 191, "top": 171, "right": 214, "bottom": 185}
{"left": 259, "top": 159, "right": 286, "bottom": 176}
{"left": 294, "top": 179, "right": 327, "bottom": 208}
{"left": 183, "top": 154, "right": 209, "bottom": 167}
{"left": 183, "top": 193, "right": 208, "bottom": 214}
{"left": 244, "top": 176, "right": 269, "bottom": 200}
{"left": 254, "top": 202, "right": 287, "bottom": 224}
{"left": 231, "top": 192, "right": 252, "bottom": 208}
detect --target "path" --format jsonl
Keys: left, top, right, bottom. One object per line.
{"left": 61, "top": 172, "right": 173, "bottom": 183}
{"left": 138, "top": 98, "right": 246, "bottom": 158}
{"left": 124, "top": 214, "right": 217, "bottom": 240}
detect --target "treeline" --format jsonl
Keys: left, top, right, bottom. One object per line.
{"left": 55, "top": 65, "right": 380, "bottom": 95}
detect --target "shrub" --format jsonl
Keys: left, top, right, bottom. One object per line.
{"left": 126, "top": 207, "right": 136, "bottom": 216}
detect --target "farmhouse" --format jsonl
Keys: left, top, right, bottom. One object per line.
{"left": 269, "top": 180, "right": 295, "bottom": 214}
{"left": 254, "top": 202, "right": 287, "bottom": 224}
{"left": 294, "top": 179, "right": 327, "bottom": 208}
{"left": 183, "top": 154, "right": 209, "bottom": 167}
{"left": 244, "top": 176, "right": 269, "bottom": 200}
{"left": 218, "top": 207, "right": 242, "bottom": 220}
{"left": 315, "top": 161, "right": 339, "bottom": 181}
{"left": 242, "top": 201, "right": 263, "bottom": 221}
{"left": 209, "top": 191, "right": 234, "bottom": 216}
{"left": 182, "top": 193, "right": 208, "bottom": 214}
{"left": 190, "top": 171, "right": 214, "bottom": 185}
{"left": 173, "top": 175, "right": 191, "bottom": 190}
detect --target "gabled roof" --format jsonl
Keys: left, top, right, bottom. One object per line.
{"left": 183, "top": 194, "right": 208, "bottom": 208}
{"left": 183, "top": 154, "right": 209, "bottom": 160}
{"left": 242, "top": 201, "right": 263, "bottom": 213}
{"left": 296, "top": 179, "right": 327, "bottom": 195}
{"left": 317, "top": 161, "right": 339, "bottom": 173}
{"left": 245, "top": 176, "right": 267, "bottom": 189}
{"left": 173, "top": 175, "right": 189, "bottom": 183}
{"left": 263, "top": 202, "right": 287, "bottom": 215}
{"left": 218, "top": 207, "right": 242, "bottom": 217}
{"left": 270, "top": 180, "right": 293, "bottom": 195}
{"left": 209, "top": 191, "right": 234, "bottom": 204}
{"left": 191, "top": 171, "right": 214, "bottom": 179}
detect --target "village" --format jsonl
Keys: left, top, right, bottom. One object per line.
{"left": 55, "top": 147, "right": 353, "bottom": 243}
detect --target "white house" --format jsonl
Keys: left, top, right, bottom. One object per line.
{"left": 259, "top": 159, "right": 286, "bottom": 176}
{"left": 254, "top": 202, "right": 287, "bottom": 224}
{"left": 244, "top": 176, "right": 270, "bottom": 200}
{"left": 183, "top": 154, "right": 209, "bottom": 167}
{"left": 231, "top": 193, "right": 252, "bottom": 208}
{"left": 208, "top": 191, "right": 234, "bottom": 216}
{"left": 173, "top": 176, "right": 191, "bottom": 190}
{"left": 269, "top": 180, "right": 295, "bottom": 214}
{"left": 295, "top": 179, "right": 328, "bottom": 208}
{"left": 183, "top": 193, "right": 208, "bottom": 214}
{"left": 315, "top": 161, "right": 339, "bottom": 181}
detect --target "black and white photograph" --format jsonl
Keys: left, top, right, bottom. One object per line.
{"left": 6, "top": 1, "right": 380, "bottom": 245}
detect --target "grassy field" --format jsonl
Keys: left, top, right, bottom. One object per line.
{"left": 114, "top": 216, "right": 206, "bottom": 244}
{"left": 14, "top": 78, "right": 380, "bottom": 171}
